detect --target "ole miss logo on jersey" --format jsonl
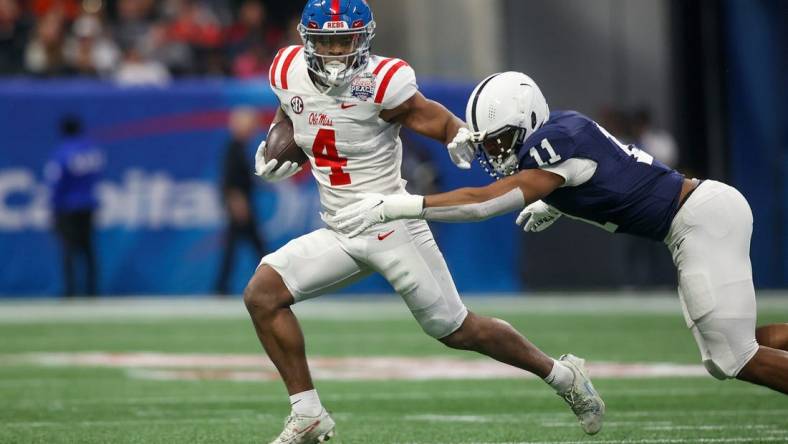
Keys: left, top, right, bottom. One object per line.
{"left": 308, "top": 113, "right": 333, "bottom": 127}
{"left": 291, "top": 96, "right": 304, "bottom": 114}
{"left": 351, "top": 73, "right": 376, "bottom": 101}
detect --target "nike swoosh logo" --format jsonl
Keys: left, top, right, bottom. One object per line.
{"left": 340, "top": 103, "right": 357, "bottom": 109}
{"left": 294, "top": 420, "right": 320, "bottom": 435}
{"left": 377, "top": 230, "right": 395, "bottom": 241}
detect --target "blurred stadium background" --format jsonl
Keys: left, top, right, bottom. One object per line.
{"left": 1, "top": 1, "right": 787, "bottom": 443}
{"left": 0, "top": 0, "right": 786, "bottom": 295}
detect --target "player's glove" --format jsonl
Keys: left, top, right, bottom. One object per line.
{"left": 516, "top": 200, "right": 562, "bottom": 232}
{"left": 447, "top": 127, "right": 476, "bottom": 170}
{"left": 254, "top": 140, "right": 302, "bottom": 182}
{"left": 334, "top": 193, "right": 424, "bottom": 237}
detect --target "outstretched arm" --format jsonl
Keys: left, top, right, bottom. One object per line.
{"left": 424, "top": 169, "right": 563, "bottom": 214}
{"left": 334, "top": 169, "right": 565, "bottom": 236}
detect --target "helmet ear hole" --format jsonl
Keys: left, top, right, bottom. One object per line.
{"left": 531, "top": 112, "right": 537, "bottom": 130}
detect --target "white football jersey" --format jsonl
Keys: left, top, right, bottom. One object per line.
{"left": 268, "top": 45, "right": 418, "bottom": 229}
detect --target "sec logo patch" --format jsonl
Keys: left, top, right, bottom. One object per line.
{"left": 291, "top": 96, "right": 304, "bottom": 114}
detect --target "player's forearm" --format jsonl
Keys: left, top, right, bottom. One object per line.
{"left": 421, "top": 187, "right": 526, "bottom": 222}
{"left": 442, "top": 114, "right": 466, "bottom": 146}
{"left": 405, "top": 98, "right": 465, "bottom": 144}
{"left": 425, "top": 187, "right": 494, "bottom": 208}
{"left": 335, "top": 185, "right": 526, "bottom": 235}
{"left": 430, "top": 102, "right": 465, "bottom": 145}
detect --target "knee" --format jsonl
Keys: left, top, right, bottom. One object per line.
{"left": 702, "top": 346, "right": 757, "bottom": 380}
{"left": 703, "top": 359, "right": 736, "bottom": 380}
{"left": 243, "top": 266, "right": 292, "bottom": 317}
{"left": 438, "top": 312, "right": 486, "bottom": 350}
{"left": 411, "top": 300, "right": 469, "bottom": 341}
{"left": 439, "top": 326, "right": 475, "bottom": 350}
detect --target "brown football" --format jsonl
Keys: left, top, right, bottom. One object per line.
{"left": 264, "top": 116, "right": 308, "bottom": 166}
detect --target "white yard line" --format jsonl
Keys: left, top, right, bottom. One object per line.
{"left": 1, "top": 416, "right": 270, "bottom": 428}
{"left": 6, "top": 414, "right": 787, "bottom": 443}
{"left": 449, "top": 439, "right": 788, "bottom": 444}
{"left": 643, "top": 424, "right": 782, "bottom": 431}
{"left": 5, "top": 388, "right": 778, "bottom": 408}
{"left": 1, "top": 293, "right": 786, "bottom": 323}
{"left": 6, "top": 352, "right": 711, "bottom": 381}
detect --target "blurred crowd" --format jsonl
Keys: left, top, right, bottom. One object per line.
{"left": 597, "top": 106, "right": 679, "bottom": 169}
{"left": 0, "top": 0, "right": 302, "bottom": 84}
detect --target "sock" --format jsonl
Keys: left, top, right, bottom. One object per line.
{"left": 289, "top": 389, "right": 323, "bottom": 416}
{"left": 543, "top": 359, "right": 574, "bottom": 393}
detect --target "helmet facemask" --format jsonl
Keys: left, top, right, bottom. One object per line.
{"left": 299, "top": 22, "right": 375, "bottom": 89}
{"left": 472, "top": 125, "right": 525, "bottom": 179}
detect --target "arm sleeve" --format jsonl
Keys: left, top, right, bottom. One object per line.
{"left": 375, "top": 60, "right": 418, "bottom": 110}
{"left": 422, "top": 188, "right": 526, "bottom": 222}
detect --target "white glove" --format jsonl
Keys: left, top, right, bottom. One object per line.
{"left": 254, "top": 140, "right": 302, "bottom": 182}
{"left": 446, "top": 127, "right": 475, "bottom": 170}
{"left": 334, "top": 193, "right": 424, "bottom": 237}
{"left": 515, "top": 200, "right": 562, "bottom": 232}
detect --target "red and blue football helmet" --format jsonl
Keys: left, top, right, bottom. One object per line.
{"left": 298, "top": 0, "right": 376, "bottom": 88}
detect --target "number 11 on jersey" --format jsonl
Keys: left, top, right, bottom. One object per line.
{"left": 530, "top": 139, "right": 563, "bottom": 167}
{"left": 312, "top": 128, "right": 351, "bottom": 186}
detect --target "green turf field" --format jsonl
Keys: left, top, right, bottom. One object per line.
{"left": 1, "top": 295, "right": 787, "bottom": 443}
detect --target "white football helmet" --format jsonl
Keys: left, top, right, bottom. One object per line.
{"left": 465, "top": 72, "right": 550, "bottom": 177}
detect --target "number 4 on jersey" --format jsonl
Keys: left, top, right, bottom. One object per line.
{"left": 312, "top": 128, "right": 351, "bottom": 186}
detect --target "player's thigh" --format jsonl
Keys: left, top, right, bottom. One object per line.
{"left": 367, "top": 220, "right": 468, "bottom": 339}
{"left": 674, "top": 183, "right": 758, "bottom": 377}
{"left": 260, "top": 228, "right": 371, "bottom": 302}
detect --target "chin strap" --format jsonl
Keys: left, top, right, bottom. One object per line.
{"left": 324, "top": 62, "right": 347, "bottom": 86}
{"left": 477, "top": 151, "right": 500, "bottom": 180}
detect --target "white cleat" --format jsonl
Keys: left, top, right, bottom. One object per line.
{"left": 558, "top": 354, "right": 605, "bottom": 435}
{"left": 269, "top": 408, "right": 336, "bottom": 444}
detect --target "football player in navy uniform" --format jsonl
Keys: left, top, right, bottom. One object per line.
{"left": 335, "top": 72, "right": 788, "bottom": 395}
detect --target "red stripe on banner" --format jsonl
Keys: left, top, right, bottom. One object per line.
{"left": 93, "top": 108, "right": 279, "bottom": 144}
{"left": 374, "top": 60, "right": 408, "bottom": 104}
{"left": 280, "top": 46, "right": 303, "bottom": 90}
{"left": 331, "top": 0, "right": 341, "bottom": 21}
{"left": 372, "top": 58, "right": 394, "bottom": 76}
{"left": 269, "top": 48, "right": 286, "bottom": 87}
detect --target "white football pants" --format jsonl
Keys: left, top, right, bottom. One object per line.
{"left": 260, "top": 219, "right": 468, "bottom": 339}
{"left": 665, "top": 180, "right": 759, "bottom": 379}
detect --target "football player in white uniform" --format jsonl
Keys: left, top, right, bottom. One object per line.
{"left": 245, "top": 2, "right": 605, "bottom": 443}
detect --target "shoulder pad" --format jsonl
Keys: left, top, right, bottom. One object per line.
{"left": 269, "top": 45, "right": 304, "bottom": 90}
{"left": 370, "top": 57, "right": 417, "bottom": 109}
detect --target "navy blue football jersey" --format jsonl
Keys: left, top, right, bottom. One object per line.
{"left": 517, "top": 110, "right": 684, "bottom": 241}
